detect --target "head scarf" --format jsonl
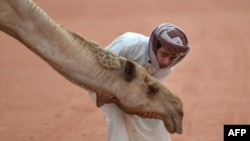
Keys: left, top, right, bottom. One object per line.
{"left": 148, "top": 23, "right": 190, "bottom": 69}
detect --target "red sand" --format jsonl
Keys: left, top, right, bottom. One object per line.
{"left": 0, "top": 0, "right": 249, "bottom": 141}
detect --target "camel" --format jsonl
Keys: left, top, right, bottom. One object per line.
{"left": 0, "top": 0, "right": 183, "bottom": 134}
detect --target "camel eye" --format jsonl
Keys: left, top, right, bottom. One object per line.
{"left": 144, "top": 77, "right": 159, "bottom": 94}
{"left": 148, "top": 84, "right": 159, "bottom": 94}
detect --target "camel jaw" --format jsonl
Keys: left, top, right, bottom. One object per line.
{"left": 117, "top": 105, "right": 183, "bottom": 134}
{"left": 160, "top": 113, "right": 183, "bottom": 134}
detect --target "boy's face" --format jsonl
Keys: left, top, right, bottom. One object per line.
{"left": 156, "top": 47, "right": 178, "bottom": 68}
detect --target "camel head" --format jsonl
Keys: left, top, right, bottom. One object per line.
{"left": 97, "top": 59, "right": 184, "bottom": 134}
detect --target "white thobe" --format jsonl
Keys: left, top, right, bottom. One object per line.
{"left": 89, "top": 32, "right": 173, "bottom": 141}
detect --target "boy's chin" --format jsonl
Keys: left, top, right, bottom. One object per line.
{"left": 159, "top": 65, "right": 169, "bottom": 68}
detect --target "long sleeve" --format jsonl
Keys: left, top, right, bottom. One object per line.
{"left": 100, "top": 32, "right": 172, "bottom": 141}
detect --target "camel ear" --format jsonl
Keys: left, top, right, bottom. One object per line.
{"left": 123, "top": 60, "right": 136, "bottom": 82}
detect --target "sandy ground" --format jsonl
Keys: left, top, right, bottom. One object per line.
{"left": 0, "top": 0, "right": 249, "bottom": 141}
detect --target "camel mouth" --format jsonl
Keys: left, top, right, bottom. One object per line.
{"left": 140, "top": 112, "right": 183, "bottom": 134}
{"left": 162, "top": 114, "right": 183, "bottom": 134}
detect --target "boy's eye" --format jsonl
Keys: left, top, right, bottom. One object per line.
{"left": 161, "top": 52, "right": 168, "bottom": 57}
{"left": 170, "top": 57, "right": 176, "bottom": 60}
{"left": 162, "top": 54, "right": 168, "bottom": 57}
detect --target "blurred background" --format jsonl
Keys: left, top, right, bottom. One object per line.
{"left": 0, "top": 0, "right": 249, "bottom": 141}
